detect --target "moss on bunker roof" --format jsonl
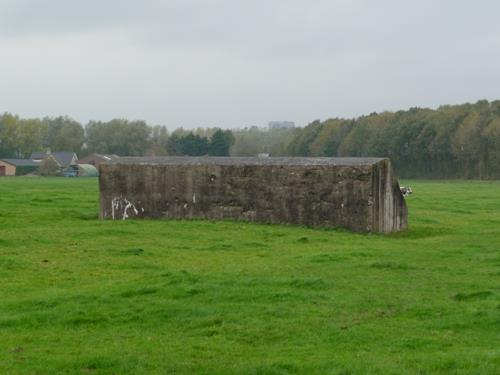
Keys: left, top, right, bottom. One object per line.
{"left": 108, "top": 157, "right": 387, "bottom": 166}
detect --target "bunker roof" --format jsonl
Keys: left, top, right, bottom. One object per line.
{"left": 108, "top": 156, "right": 386, "bottom": 166}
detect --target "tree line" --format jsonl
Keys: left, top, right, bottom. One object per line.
{"left": 2, "top": 99, "right": 500, "bottom": 178}
{"left": 229, "top": 100, "right": 500, "bottom": 179}
{"left": 0, "top": 115, "right": 235, "bottom": 158}
{"left": 284, "top": 100, "right": 500, "bottom": 179}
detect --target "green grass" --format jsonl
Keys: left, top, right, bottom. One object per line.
{"left": 0, "top": 177, "right": 499, "bottom": 374}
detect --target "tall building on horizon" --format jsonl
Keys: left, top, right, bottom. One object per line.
{"left": 268, "top": 121, "right": 295, "bottom": 130}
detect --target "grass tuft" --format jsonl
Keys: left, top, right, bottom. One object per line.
{"left": 121, "top": 248, "right": 145, "bottom": 255}
{"left": 120, "top": 287, "right": 159, "bottom": 298}
{"left": 370, "top": 261, "right": 415, "bottom": 270}
{"left": 452, "top": 291, "right": 493, "bottom": 301}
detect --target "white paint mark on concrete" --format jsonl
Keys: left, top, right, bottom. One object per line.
{"left": 111, "top": 197, "right": 120, "bottom": 220}
{"left": 192, "top": 193, "right": 196, "bottom": 203}
{"left": 123, "top": 199, "right": 139, "bottom": 220}
{"left": 111, "top": 196, "right": 140, "bottom": 220}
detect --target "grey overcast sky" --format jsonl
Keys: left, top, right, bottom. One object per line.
{"left": 1, "top": 0, "right": 499, "bottom": 129}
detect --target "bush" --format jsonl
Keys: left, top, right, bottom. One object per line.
{"left": 38, "top": 157, "right": 60, "bottom": 176}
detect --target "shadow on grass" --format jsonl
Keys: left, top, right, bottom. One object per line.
{"left": 389, "top": 226, "right": 452, "bottom": 239}
{"left": 452, "top": 291, "right": 493, "bottom": 301}
{"left": 370, "top": 261, "right": 417, "bottom": 270}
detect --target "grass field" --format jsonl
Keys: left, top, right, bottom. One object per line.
{"left": 0, "top": 177, "right": 499, "bottom": 374}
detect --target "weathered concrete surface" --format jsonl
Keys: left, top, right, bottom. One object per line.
{"left": 99, "top": 157, "right": 407, "bottom": 233}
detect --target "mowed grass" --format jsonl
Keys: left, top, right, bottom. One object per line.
{"left": 0, "top": 178, "right": 499, "bottom": 375}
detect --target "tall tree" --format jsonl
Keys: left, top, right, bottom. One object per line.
{"left": 17, "top": 118, "right": 47, "bottom": 158}
{"left": 209, "top": 129, "right": 234, "bottom": 156}
{"left": 166, "top": 133, "right": 183, "bottom": 155}
{"left": 482, "top": 118, "right": 500, "bottom": 178}
{"left": 0, "top": 113, "right": 19, "bottom": 158}
{"left": 180, "top": 133, "right": 208, "bottom": 156}
{"left": 147, "top": 125, "right": 169, "bottom": 156}
{"left": 85, "top": 119, "right": 151, "bottom": 156}
{"left": 0, "top": 114, "right": 47, "bottom": 158}
{"left": 43, "top": 116, "right": 85, "bottom": 153}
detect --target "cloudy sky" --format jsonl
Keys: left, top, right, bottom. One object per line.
{"left": 1, "top": 0, "right": 499, "bottom": 129}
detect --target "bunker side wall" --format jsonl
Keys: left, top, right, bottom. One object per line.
{"left": 99, "top": 163, "right": 377, "bottom": 232}
{"left": 371, "top": 159, "right": 408, "bottom": 233}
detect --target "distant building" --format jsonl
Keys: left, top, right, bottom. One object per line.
{"left": 30, "top": 152, "right": 47, "bottom": 162}
{"left": 77, "top": 164, "right": 99, "bottom": 177}
{"left": 268, "top": 121, "right": 295, "bottom": 130}
{"left": 0, "top": 159, "right": 38, "bottom": 176}
{"left": 78, "top": 153, "right": 120, "bottom": 168}
{"left": 31, "top": 151, "right": 78, "bottom": 168}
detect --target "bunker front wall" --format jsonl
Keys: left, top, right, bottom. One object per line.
{"left": 99, "top": 160, "right": 407, "bottom": 233}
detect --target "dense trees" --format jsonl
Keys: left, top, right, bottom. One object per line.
{"left": 284, "top": 100, "right": 500, "bottom": 179}
{"left": 178, "top": 133, "right": 209, "bottom": 156}
{"left": 44, "top": 116, "right": 85, "bottom": 154}
{"left": 209, "top": 129, "right": 234, "bottom": 156}
{"left": 230, "top": 126, "right": 297, "bottom": 156}
{"left": 2, "top": 99, "right": 500, "bottom": 178}
{"left": 0, "top": 114, "right": 43, "bottom": 158}
{"left": 86, "top": 119, "right": 151, "bottom": 156}
{"left": 165, "top": 129, "right": 234, "bottom": 156}
{"left": 147, "top": 125, "right": 169, "bottom": 156}
{"left": 0, "top": 114, "right": 83, "bottom": 158}
{"left": 0, "top": 115, "right": 235, "bottom": 159}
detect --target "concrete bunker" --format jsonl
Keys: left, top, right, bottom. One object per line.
{"left": 99, "top": 157, "right": 408, "bottom": 233}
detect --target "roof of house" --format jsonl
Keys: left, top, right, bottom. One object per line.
{"left": 30, "top": 151, "right": 78, "bottom": 167}
{"left": 30, "top": 152, "right": 48, "bottom": 160}
{"left": 80, "top": 153, "right": 119, "bottom": 161}
{"left": 52, "top": 152, "right": 78, "bottom": 167}
{"left": 0, "top": 159, "right": 39, "bottom": 167}
{"left": 97, "top": 153, "right": 119, "bottom": 160}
